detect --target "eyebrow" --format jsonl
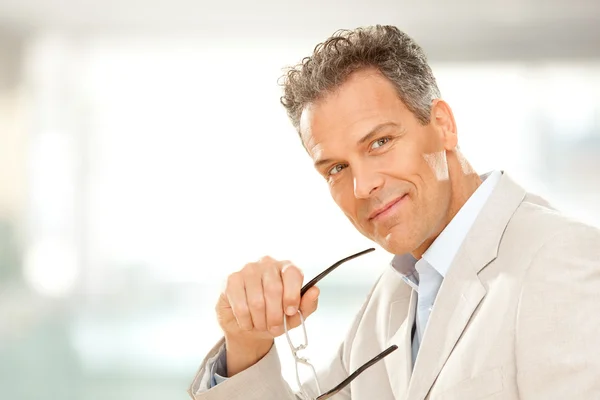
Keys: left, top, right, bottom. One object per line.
{"left": 313, "top": 122, "right": 401, "bottom": 169}
{"left": 357, "top": 122, "right": 400, "bottom": 145}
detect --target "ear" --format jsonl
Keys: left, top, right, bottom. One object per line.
{"left": 430, "top": 99, "right": 458, "bottom": 150}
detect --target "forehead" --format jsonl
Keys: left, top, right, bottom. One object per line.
{"left": 299, "top": 69, "right": 409, "bottom": 157}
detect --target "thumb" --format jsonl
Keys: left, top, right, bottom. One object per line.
{"left": 275, "top": 286, "right": 320, "bottom": 336}
{"left": 299, "top": 286, "right": 320, "bottom": 318}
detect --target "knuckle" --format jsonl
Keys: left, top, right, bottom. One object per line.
{"left": 255, "top": 320, "right": 267, "bottom": 329}
{"left": 240, "top": 322, "right": 253, "bottom": 331}
{"left": 283, "top": 262, "right": 303, "bottom": 277}
{"left": 226, "top": 273, "right": 240, "bottom": 290}
{"left": 294, "top": 265, "right": 304, "bottom": 278}
{"left": 232, "top": 302, "right": 249, "bottom": 316}
{"left": 241, "top": 262, "right": 258, "bottom": 275}
{"left": 283, "top": 283, "right": 300, "bottom": 300}
{"left": 285, "top": 294, "right": 300, "bottom": 305}
{"left": 259, "top": 255, "right": 274, "bottom": 263}
{"left": 248, "top": 298, "right": 265, "bottom": 310}
{"left": 263, "top": 280, "right": 283, "bottom": 297}
{"left": 269, "top": 312, "right": 284, "bottom": 324}
{"left": 269, "top": 315, "right": 283, "bottom": 328}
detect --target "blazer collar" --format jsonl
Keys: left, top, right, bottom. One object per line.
{"left": 385, "top": 172, "right": 527, "bottom": 400}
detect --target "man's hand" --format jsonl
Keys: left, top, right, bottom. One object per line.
{"left": 216, "top": 256, "right": 320, "bottom": 377}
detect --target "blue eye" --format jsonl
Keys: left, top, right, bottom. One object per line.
{"left": 328, "top": 164, "right": 347, "bottom": 176}
{"left": 371, "top": 137, "right": 390, "bottom": 149}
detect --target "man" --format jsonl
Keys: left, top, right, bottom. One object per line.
{"left": 188, "top": 25, "right": 600, "bottom": 399}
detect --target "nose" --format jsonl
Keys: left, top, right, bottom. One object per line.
{"left": 353, "top": 164, "right": 383, "bottom": 199}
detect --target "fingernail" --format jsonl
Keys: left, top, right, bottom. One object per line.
{"left": 286, "top": 306, "right": 296, "bottom": 316}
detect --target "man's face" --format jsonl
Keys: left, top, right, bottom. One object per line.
{"left": 300, "top": 69, "right": 456, "bottom": 255}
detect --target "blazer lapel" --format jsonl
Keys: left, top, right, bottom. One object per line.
{"left": 406, "top": 172, "right": 527, "bottom": 400}
{"left": 406, "top": 249, "right": 486, "bottom": 400}
{"left": 384, "top": 288, "right": 416, "bottom": 400}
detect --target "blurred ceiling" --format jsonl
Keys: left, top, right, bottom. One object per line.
{"left": 0, "top": 0, "right": 599, "bottom": 61}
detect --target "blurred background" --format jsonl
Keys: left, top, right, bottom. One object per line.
{"left": 0, "top": 0, "right": 599, "bottom": 398}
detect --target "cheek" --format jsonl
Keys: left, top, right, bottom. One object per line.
{"left": 379, "top": 141, "right": 425, "bottom": 176}
{"left": 330, "top": 180, "right": 360, "bottom": 219}
{"left": 330, "top": 182, "right": 351, "bottom": 210}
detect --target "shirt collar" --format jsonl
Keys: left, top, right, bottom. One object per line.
{"left": 390, "top": 170, "right": 502, "bottom": 279}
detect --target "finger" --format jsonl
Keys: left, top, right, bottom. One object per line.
{"left": 299, "top": 286, "right": 320, "bottom": 318}
{"left": 262, "top": 266, "right": 284, "bottom": 335}
{"left": 281, "top": 263, "right": 303, "bottom": 316}
{"left": 244, "top": 271, "right": 267, "bottom": 332}
{"left": 226, "top": 273, "right": 253, "bottom": 331}
{"left": 283, "top": 286, "right": 320, "bottom": 330}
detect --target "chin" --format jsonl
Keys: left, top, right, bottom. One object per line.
{"left": 379, "top": 240, "right": 413, "bottom": 255}
{"left": 377, "top": 227, "right": 420, "bottom": 255}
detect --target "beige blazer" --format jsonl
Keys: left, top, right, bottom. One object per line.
{"left": 188, "top": 173, "right": 600, "bottom": 399}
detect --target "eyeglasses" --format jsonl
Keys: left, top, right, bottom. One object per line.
{"left": 283, "top": 248, "right": 398, "bottom": 400}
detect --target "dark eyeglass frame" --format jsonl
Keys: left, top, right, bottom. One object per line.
{"left": 283, "top": 248, "right": 398, "bottom": 400}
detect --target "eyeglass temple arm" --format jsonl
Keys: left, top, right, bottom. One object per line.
{"left": 315, "top": 344, "right": 398, "bottom": 400}
{"left": 300, "top": 248, "right": 375, "bottom": 297}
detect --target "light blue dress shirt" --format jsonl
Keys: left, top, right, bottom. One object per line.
{"left": 391, "top": 170, "right": 502, "bottom": 366}
{"left": 210, "top": 171, "right": 502, "bottom": 386}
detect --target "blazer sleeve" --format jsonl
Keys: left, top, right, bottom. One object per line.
{"left": 187, "top": 277, "right": 381, "bottom": 400}
{"left": 515, "top": 224, "right": 600, "bottom": 399}
{"left": 187, "top": 338, "right": 300, "bottom": 400}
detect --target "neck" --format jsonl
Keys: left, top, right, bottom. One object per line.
{"left": 411, "top": 150, "right": 482, "bottom": 259}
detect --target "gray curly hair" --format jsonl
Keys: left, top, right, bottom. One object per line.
{"left": 279, "top": 25, "right": 441, "bottom": 132}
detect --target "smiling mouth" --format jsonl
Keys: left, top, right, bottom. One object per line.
{"left": 368, "top": 194, "right": 407, "bottom": 221}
